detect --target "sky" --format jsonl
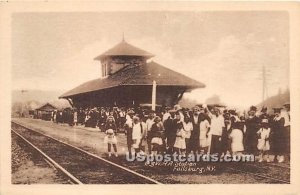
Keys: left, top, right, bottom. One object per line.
{"left": 12, "top": 11, "right": 289, "bottom": 108}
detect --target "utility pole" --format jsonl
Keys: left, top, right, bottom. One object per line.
{"left": 262, "top": 65, "right": 268, "bottom": 102}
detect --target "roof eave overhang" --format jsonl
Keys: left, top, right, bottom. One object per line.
{"left": 59, "top": 84, "right": 205, "bottom": 99}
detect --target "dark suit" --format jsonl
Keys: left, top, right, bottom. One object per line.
{"left": 164, "top": 117, "right": 177, "bottom": 153}
{"left": 271, "top": 117, "right": 285, "bottom": 155}
{"left": 189, "top": 112, "right": 211, "bottom": 153}
{"left": 245, "top": 116, "right": 260, "bottom": 154}
{"left": 190, "top": 114, "right": 201, "bottom": 153}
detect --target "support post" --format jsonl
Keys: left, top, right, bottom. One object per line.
{"left": 152, "top": 80, "right": 157, "bottom": 111}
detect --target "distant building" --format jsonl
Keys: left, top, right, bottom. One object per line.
{"left": 35, "top": 103, "right": 57, "bottom": 120}
{"left": 60, "top": 39, "right": 205, "bottom": 108}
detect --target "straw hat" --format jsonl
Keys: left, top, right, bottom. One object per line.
{"left": 154, "top": 116, "right": 161, "bottom": 123}
{"left": 127, "top": 110, "right": 135, "bottom": 115}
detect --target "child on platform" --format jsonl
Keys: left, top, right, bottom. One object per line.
{"left": 150, "top": 116, "right": 164, "bottom": 155}
{"left": 257, "top": 119, "right": 271, "bottom": 162}
{"left": 104, "top": 116, "right": 118, "bottom": 157}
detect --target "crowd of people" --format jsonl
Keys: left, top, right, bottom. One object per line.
{"left": 50, "top": 103, "right": 290, "bottom": 162}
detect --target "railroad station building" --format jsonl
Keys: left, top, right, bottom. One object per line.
{"left": 60, "top": 39, "right": 205, "bottom": 108}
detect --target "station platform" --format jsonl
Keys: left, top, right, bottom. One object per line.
{"left": 11, "top": 118, "right": 290, "bottom": 164}
{"left": 11, "top": 118, "right": 129, "bottom": 157}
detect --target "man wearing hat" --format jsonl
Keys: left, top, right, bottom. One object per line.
{"left": 260, "top": 106, "right": 268, "bottom": 120}
{"left": 271, "top": 107, "right": 286, "bottom": 163}
{"left": 282, "top": 103, "right": 290, "bottom": 161}
{"left": 98, "top": 108, "right": 107, "bottom": 131}
{"left": 222, "top": 109, "right": 234, "bottom": 155}
{"left": 245, "top": 106, "right": 260, "bottom": 155}
{"left": 124, "top": 109, "right": 135, "bottom": 158}
{"left": 92, "top": 107, "right": 100, "bottom": 128}
{"left": 145, "top": 110, "right": 156, "bottom": 154}
{"left": 189, "top": 106, "right": 201, "bottom": 154}
{"left": 164, "top": 109, "right": 177, "bottom": 154}
{"left": 208, "top": 107, "right": 225, "bottom": 155}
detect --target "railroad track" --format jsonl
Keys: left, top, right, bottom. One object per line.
{"left": 226, "top": 162, "right": 290, "bottom": 184}
{"left": 11, "top": 121, "right": 162, "bottom": 184}
{"left": 268, "top": 162, "right": 290, "bottom": 169}
{"left": 12, "top": 130, "right": 81, "bottom": 184}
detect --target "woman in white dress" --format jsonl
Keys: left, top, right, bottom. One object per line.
{"left": 183, "top": 116, "right": 193, "bottom": 155}
{"left": 257, "top": 119, "right": 271, "bottom": 162}
{"left": 229, "top": 126, "right": 244, "bottom": 155}
{"left": 132, "top": 116, "right": 143, "bottom": 156}
{"left": 174, "top": 112, "right": 186, "bottom": 154}
{"left": 199, "top": 119, "right": 210, "bottom": 154}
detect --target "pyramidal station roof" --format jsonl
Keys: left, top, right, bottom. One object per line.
{"left": 94, "top": 40, "right": 154, "bottom": 60}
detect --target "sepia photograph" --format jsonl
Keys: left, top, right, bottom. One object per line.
{"left": 1, "top": 1, "right": 300, "bottom": 195}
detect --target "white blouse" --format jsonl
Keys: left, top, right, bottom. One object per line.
{"left": 132, "top": 123, "right": 142, "bottom": 140}
{"left": 183, "top": 122, "right": 193, "bottom": 138}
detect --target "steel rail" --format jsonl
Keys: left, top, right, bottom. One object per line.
{"left": 11, "top": 121, "right": 162, "bottom": 184}
{"left": 226, "top": 167, "right": 290, "bottom": 184}
{"left": 12, "top": 129, "right": 83, "bottom": 184}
